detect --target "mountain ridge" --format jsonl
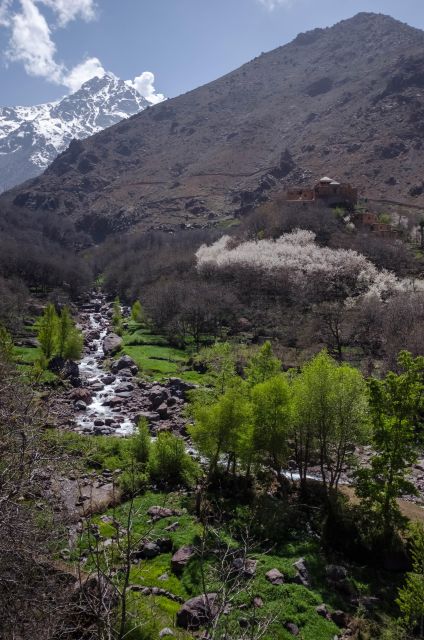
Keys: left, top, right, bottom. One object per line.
{"left": 2, "top": 12, "right": 424, "bottom": 239}
{"left": 0, "top": 75, "right": 149, "bottom": 191}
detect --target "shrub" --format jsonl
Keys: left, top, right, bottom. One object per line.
{"left": 149, "top": 433, "right": 200, "bottom": 487}
{"left": 131, "top": 418, "right": 151, "bottom": 464}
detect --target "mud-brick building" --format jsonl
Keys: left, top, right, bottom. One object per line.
{"left": 286, "top": 176, "right": 358, "bottom": 210}
{"left": 354, "top": 211, "right": 397, "bottom": 236}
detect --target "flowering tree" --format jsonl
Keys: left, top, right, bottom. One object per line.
{"left": 196, "top": 230, "right": 423, "bottom": 301}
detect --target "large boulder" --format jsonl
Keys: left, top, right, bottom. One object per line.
{"left": 171, "top": 546, "right": 195, "bottom": 575}
{"left": 103, "top": 333, "right": 122, "bottom": 356}
{"left": 148, "top": 386, "right": 169, "bottom": 409}
{"left": 176, "top": 593, "right": 218, "bottom": 630}
{"left": 111, "top": 354, "right": 138, "bottom": 374}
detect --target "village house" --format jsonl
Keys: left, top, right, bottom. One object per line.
{"left": 286, "top": 176, "right": 358, "bottom": 210}
{"left": 354, "top": 210, "right": 397, "bottom": 237}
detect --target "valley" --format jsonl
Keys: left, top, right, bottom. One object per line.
{"left": 1, "top": 8, "right": 424, "bottom": 640}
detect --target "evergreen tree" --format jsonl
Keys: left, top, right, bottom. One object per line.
{"left": 112, "top": 297, "right": 123, "bottom": 335}
{"left": 132, "top": 418, "right": 151, "bottom": 464}
{"left": 37, "top": 303, "right": 58, "bottom": 360}
{"left": 56, "top": 306, "right": 73, "bottom": 358}
{"left": 131, "top": 300, "right": 145, "bottom": 324}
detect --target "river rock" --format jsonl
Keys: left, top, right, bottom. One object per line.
{"left": 101, "top": 374, "right": 116, "bottom": 385}
{"left": 149, "top": 386, "right": 169, "bottom": 409}
{"left": 176, "top": 594, "right": 218, "bottom": 630}
{"left": 171, "top": 546, "right": 195, "bottom": 574}
{"left": 70, "top": 388, "right": 93, "bottom": 404}
{"left": 103, "top": 333, "right": 123, "bottom": 356}
{"left": 157, "top": 403, "right": 169, "bottom": 419}
{"left": 136, "top": 411, "right": 161, "bottom": 424}
{"left": 111, "top": 355, "right": 138, "bottom": 373}
{"left": 117, "top": 368, "right": 134, "bottom": 379}
{"left": 167, "top": 378, "right": 197, "bottom": 398}
{"left": 316, "top": 604, "right": 329, "bottom": 618}
{"left": 75, "top": 400, "right": 87, "bottom": 411}
{"left": 115, "top": 382, "right": 134, "bottom": 392}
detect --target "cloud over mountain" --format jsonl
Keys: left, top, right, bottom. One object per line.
{"left": 0, "top": 0, "right": 164, "bottom": 102}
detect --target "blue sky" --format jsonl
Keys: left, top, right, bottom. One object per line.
{"left": 1, "top": 0, "right": 424, "bottom": 106}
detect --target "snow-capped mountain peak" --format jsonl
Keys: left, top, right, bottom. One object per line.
{"left": 0, "top": 74, "right": 150, "bottom": 191}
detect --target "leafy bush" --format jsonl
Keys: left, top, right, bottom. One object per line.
{"left": 131, "top": 418, "right": 151, "bottom": 464}
{"left": 149, "top": 433, "right": 200, "bottom": 487}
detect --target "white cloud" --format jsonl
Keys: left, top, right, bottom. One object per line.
{"left": 64, "top": 56, "right": 106, "bottom": 91}
{"left": 38, "top": 0, "right": 96, "bottom": 27}
{"left": 127, "top": 71, "right": 165, "bottom": 105}
{"left": 258, "top": 0, "right": 293, "bottom": 10}
{"left": 0, "top": 0, "right": 164, "bottom": 100}
{"left": 8, "top": 0, "right": 64, "bottom": 83}
{"left": 0, "top": 0, "right": 12, "bottom": 26}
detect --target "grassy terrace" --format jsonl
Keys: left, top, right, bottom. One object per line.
{"left": 13, "top": 344, "right": 58, "bottom": 384}
{"left": 120, "top": 322, "right": 205, "bottom": 383}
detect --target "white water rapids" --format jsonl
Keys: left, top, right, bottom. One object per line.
{"left": 75, "top": 311, "right": 134, "bottom": 436}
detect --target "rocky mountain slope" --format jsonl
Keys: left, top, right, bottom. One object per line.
{"left": 0, "top": 75, "right": 149, "bottom": 190}
{"left": 2, "top": 12, "right": 424, "bottom": 240}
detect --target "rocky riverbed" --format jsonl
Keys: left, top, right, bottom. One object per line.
{"left": 51, "top": 294, "right": 196, "bottom": 440}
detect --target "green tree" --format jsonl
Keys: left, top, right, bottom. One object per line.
{"left": 355, "top": 351, "right": 424, "bottom": 540}
{"left": 62, "top": 328, "right": 83, "bottom": 360}
{"left": 56, "top": 306, "right": 73, "bottom": 358}
{"left": 131, "top": 418, "right": 151, "bottom": 464}
{"left": 397, "top": 523, "right": 424, "bottom": 637}
{"left": 197, "top": 342, "right": 238, "bottom": 397}
{"left": 190, "top": 382, "right": 250, "bottom": 477}
{"left": 37, "top": 303, "right": 58, "bottom": 360}
{"left": 251, "top": 374, "right": 292, "bottom": 485}
{"left": 112, "top": 297, "right": 123, "bottom": 335}
{"left": 149, "top": 432, "right": 199, "bottom": 487}
{"left": 293, "top": 351, "right": 369, "bottom": 492}
{"left": 131, "top": 300, "right": 145, "bottom": 324}
{"left": 246, "top": 341, "right": 281, "bottom": 387}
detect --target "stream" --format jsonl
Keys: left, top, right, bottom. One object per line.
{"left": 75, "top": 307, "right": 134, "bottom": 436}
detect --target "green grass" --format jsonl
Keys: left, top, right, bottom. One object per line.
{"left": 48, "top": 430, "right": 132, "bottom": 472}
{"left": 120, "top": 325, "right": 205, "bottom": 383}
{"left": 73, "top": 491, "right": 348, "bottom": 640}
{"left": 13, "top": 345, "right": 59, "bottom": 384}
